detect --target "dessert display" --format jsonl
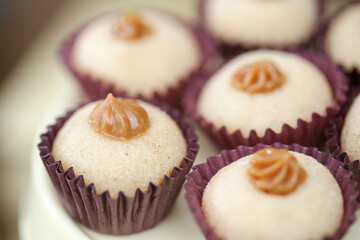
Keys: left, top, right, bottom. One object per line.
{"left": 184, "top": 49, "right": 347, "bottom": 149}
{"left": 19, "top": 1, "right": 360, "bottom": 239}
{"left": 185, "top": 144, "right": 358, "bottom": 240}
{"left": 322, "top": 1, "right": 360, "bottom": 82}
{"left": 38, "top": 94, "right": 199, "bottom": 234}
{"left": 60, "top": 8, "right": 214, "bottom": 106}
{"left": 200, "top": 0, "right": 322, "bottom": 51}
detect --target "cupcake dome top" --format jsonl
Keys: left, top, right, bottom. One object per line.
{"left": 202, "top": 148, "right": 343, "bottom": 240}
{"left": 325, "top": 2, "right": 360, "bottom": 72}
{"left": 197, "top": 50, "right": 333, "bottom": 138}
{"left": 341, "top": 92, "right": 360, "bottom": 162}
{"left": 52, "top": 95, "right": 187, "bottom": 198}
{"left": 71, "top": 8, "right": 202, "bottom": 97}
{"left": 203, "top": 0, "right": 319, "bottom": 47}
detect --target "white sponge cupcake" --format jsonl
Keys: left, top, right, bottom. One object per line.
{"left": 38, "top": 94, "right": 199, "bottom": 234}
{"left": 324, "top": 1, "right": 360, "bottom": 73}
{"left": 185, "top": 144, "right": 358, "bottom": 240}
{"left": 184, "top": 49, "right": 347, "bottom": 149}
{"left": 200, "top": 0, "right": 323, "bottom": 51}
{"left": 52, "top": 94, "right": 187, "bottom": 198}
{"left": 61, "top": 8, "right": 214, "bottom": 106}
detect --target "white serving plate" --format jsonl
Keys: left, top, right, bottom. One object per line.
{"left": 18, "top": 79, "right": 360, "bottom": 240}
{"left": 18, "top": 0, "right": 360, "bottom": 239}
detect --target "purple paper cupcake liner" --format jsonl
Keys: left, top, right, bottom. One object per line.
{"left": 59, "top": 9, "right": 216, "bottom": 109}
{"left": 184, "top": 143, "right": 359, "bottom": 240}
{"left": 316, "top": 0, "right": 360, "bottom": 85}
{"left": 199, "top": 0, "right": 325, "bottom": 58}
{"left": 326, "top": 87, "right": 360, "bottom": 202}
{"left": 38, "top": 101, "right": 199, "bottom": 234}
{"left": 183, "top": 50, "right": 348, "bottom": 150}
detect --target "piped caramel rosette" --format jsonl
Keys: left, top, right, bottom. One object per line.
{"left": 248, "top": 148, "right": 307, "bottom": 195}
{"left": 111, "top": 11, "right": 151, "bottom": 41}
{"left": 89, "top": 93, "right": 150, "bottom": 140}
{"left": 231, "top": 60, "right": 285, "bottom": 94}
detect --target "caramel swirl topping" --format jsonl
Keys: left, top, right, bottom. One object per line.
{"left": 248, "top": 148, "right": 307, "bottom": 195}
{"left": 112, "top": 11, "right": 151, "bottom": 40}
{"left": 231, "top": 60, "right": 285, "bottom": 94}
{"left": 89, "top": 93, "right": 150, "bottom": 140}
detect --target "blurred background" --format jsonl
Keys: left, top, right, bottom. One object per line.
{"left": 0, "top": 0, "right": 354, "bottom": 239}
{"left": 0, "top": 0, "right": 62, "bottom": 82}
{"left": 1, "top": 1, "right": 63, "bottom": 239}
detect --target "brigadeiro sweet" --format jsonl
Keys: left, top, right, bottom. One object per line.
{"left": 200, "top": 0, "right": 324, "bottom": 56}
{"left": 320, "top": 1, "right": 360, "bottom": 83}
{"left": 60, "top": 8, "right": 215, "bottom": 107}
{"left": 185, "top": 143, "right": 358, "bottom": 240}
{"left": 38, "top": 93, "right": 199, "bottom": 234}
{"left": 183, "top": 49, "right": 348, "bottom": 149}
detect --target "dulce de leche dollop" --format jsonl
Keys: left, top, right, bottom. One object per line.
{"left": 231, "top": 60, "right": 285, "bottom": 94}
{"left": 248, "top": 148, "right": 307, "bottom": 195}
{"left": 89, "top": 93, "right": 150, "bottom": 140}
{"left": 111, "top": 11, "right": 151, "bottom": 41}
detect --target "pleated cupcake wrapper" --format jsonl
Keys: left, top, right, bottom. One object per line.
{"left": 198, "top": 0, "right": 325, "bottom": 59}
{"left": 316, "top": 0, "right": 360, "bottom": 85}
{"left": 184, "top": 143, "right": 359, "bottom": 240}
{"left": 326, "top": 86, "right": 360, "bottom": 202}
{"left": 183, "top": 50, "right": 348, "bottom": 150}
{"left": 59, "top": 10, "right": 217, "bottom": 108}
{"left": 38, "top": 102, "right": 199, "bottom": 235}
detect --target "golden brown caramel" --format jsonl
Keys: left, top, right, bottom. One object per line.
{"left": 248, "top": 148, "right": 307, "bottom": 195}
{"left": 89, "top": 93, "right": 150, "bottom": 140}
{"left": 231, "top": 60, "right": 285, "bottom": 94}
{"left": 112, "top": 11, "right": 151, "bottom": 40}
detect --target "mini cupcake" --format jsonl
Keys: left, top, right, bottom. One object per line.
{"left": 38, "top": 93, "right": 199, "bottom": 234}
{"left": 60, "top": 8, "right": 214, "bottom": 107}
{"left": 326, "top": 88, "right": 360, "bottom": 202}
{"left": 184, "top": 49, "right": 347, "bottom": 149}
{"left": 185, "top": 143, "right": 358, "bottom": 240}
{"left": 200, "top": 0, "right": 324, "bottom": 56}
{"left": 320, "top": 1, "right": 360, "bottom": 83}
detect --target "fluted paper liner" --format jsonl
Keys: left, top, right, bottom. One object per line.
{"left": 326, "top": 87, "right": 360, "bottom": 202}
{"left": 38, "top": 102, "right": 199, "bottom": 234}
{"left": 59, "top": 10, "right": 216, "bottom": 108}
{"left": 184, "top": 143, "right": 358, "bottom": 240}
{"left": 317, "top": 0, "right": 360, "bottom": 84}
{"left": 183, "top": 50, "right": 348, "bottom": 149}
{"left": 198, "top": 0, "right": 325, "bottom": 58}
